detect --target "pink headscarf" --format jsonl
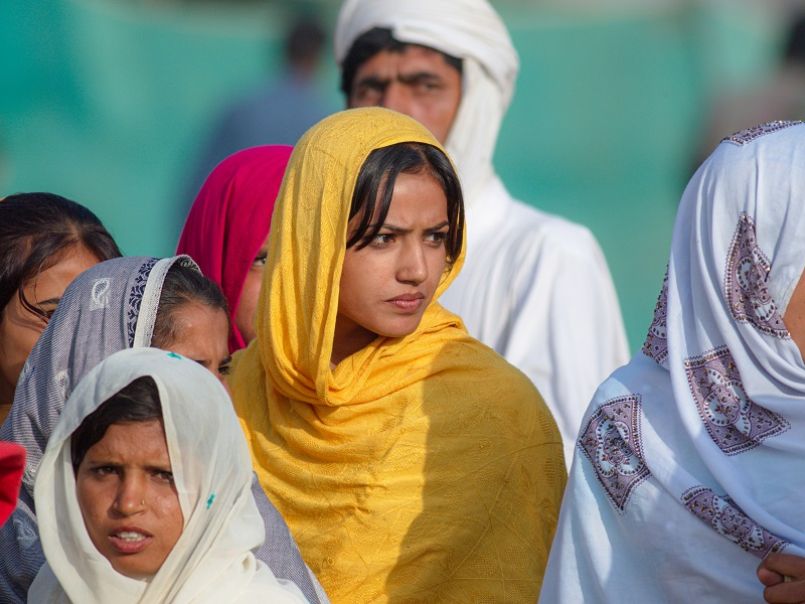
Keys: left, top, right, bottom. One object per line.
{"left": 0, "top": 442, "right": 24, "bottom": 527}
{"left": 177, "top": 145, "right": 293, "bottom": 352}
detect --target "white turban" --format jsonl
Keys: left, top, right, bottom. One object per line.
{"left": 334, "top": 0, "right": 519, "bottom": 206}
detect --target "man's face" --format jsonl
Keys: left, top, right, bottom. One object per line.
{"left": 348, "top": 45, "right": 461, "bottom": 144}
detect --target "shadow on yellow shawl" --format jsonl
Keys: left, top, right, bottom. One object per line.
{"left": 229, "top": 108, "right": 566, "bottom": 603}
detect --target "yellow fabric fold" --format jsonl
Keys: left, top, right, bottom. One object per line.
{"left": 229, "top": 107, "right": 566, "bottom": 603}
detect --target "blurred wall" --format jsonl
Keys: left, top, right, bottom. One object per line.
{"left": 0, "top": 0, "right": 785, "bottom": 350}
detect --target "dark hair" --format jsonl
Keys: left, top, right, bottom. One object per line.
{"left": 784, "top": 13, "right": 805, "bottom": 65}
{"left": 71, "top": 376, "right": 162, "bottom": 473}
{"left": 340, "top": 27, "right": 462, "bottom": 97}
{"left": 0, "top": 193, "right": 122, "bottom": 314}
{"left": 347, "top": 142, "right": 464, "bottom": 265}
{"left": 285, "top": 15, "right": 325, "bottom": 66}
{"left": 152, "top": 262, "right": 229, "bottom": 348}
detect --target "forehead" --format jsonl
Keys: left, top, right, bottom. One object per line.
{"left": 168, "top": 303, "right": 229, "bottom": 353}
{"left": 26, "top": 244, "right": 100, "bottom": 289}
{"left": 87, "top": 419, "right": 168, "bottom": 459}
{"left": 355, "top": 44, "right": 460, "bottom": 78}
{"left": 383, "top": 172, "right": 448, "bottom": 223}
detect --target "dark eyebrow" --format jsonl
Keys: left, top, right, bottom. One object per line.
{"left": 371, "top": 223, "right": 410, "bottom": 234}
{"left": 398, "top": 71, "right": 443, "bottom": 85}
{"left": 354, "top": 75, "right": 390, "bottom": 91}
{"left": 145, "top": 464, "right": 173, "bottom": 473}
{"left": 36, "top": 297, "right": 61, "bottom": 306}
{"left": 371, "top": 221, "right": 449, "bottom": 234}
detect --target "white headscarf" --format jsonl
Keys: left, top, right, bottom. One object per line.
{"left": 29, "top": 348, "right": 308, "bottom": 604}
{"left": 334, "top": 0, "right": 518, "bottom": 206}
{"left": 540, "top": 120, "right": 805, "bottom": 602}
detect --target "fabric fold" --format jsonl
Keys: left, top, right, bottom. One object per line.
{"left": 540, "top": 120, "right": 805, "bottom": 603}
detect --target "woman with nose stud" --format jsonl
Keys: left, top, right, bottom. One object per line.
{"left": 30, "top": 348, "right": 309, "bottom": 603}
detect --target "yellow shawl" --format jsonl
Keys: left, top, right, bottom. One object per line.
{"left": 229, "top": 108, "right": 566, "bottom": 603}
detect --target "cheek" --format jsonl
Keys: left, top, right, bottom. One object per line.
{"left": 153, "top": 489, "right": 184, "bottom": 544}
{"left": 420, "top": 96, "right": 461, "bottom": 143}
{"left": 425, "top": 250, "right": 448, "bottom": 295}
{"left": 0, "top": 305, "right": 44, "bottom": 369}
{"left": 234, "top": 272, "right": 262, "bottom": 331}
{"left": 76, "top": 480, "right": 108, "bottom": 536}
{"left": 339, "top": 254, "right": 385, "bottom": 310}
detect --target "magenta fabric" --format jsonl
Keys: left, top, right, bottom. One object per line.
{"left": 177, "top": 146, "right": 293, "bottom": 352}
{"left": 0, "top": 442, "right": 24, "bottom": 527}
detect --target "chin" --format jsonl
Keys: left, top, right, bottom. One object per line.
{"left": 377, "top": 316, "right": 425, "bottom": 339}
{"left": 111, "top": 559, "right": 157, "bottom": 580}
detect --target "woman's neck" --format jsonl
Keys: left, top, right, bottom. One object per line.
{"left": 0, "top": 377, "right": 13, "bottom": 417}
{"left": 0, "top": 402, "right": 12, "bottom": 425}
{"left": 331, "top": 317, "right": 377, "bottom": 367}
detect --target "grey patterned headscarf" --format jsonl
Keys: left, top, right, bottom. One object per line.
{"left": 0, "top": 256, "right": 326, "bottom": 604}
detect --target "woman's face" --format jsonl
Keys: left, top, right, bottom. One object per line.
{"left": 0, "top": 244, "right": 100, "bottom": 403}
{"left": 76, "top": 419, "right": 183, "bottom": 579}
{"left": 159, "top": 303, "right": 231, "bottom": 381}
{"left": 233, "top": 236, "right": 269, "bottom": 345}
{"left": 334, "top": 171, "right": 449, "bottom": 362}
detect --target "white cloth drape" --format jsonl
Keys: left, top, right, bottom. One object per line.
{"left": 335, "top": 0, "right": 629, "bottom": 465}
{"left": 29, "top": 348, "right": 309, "bottom": 604}
{"left": 540, "top": 120, "right": 805, "bottom": 603}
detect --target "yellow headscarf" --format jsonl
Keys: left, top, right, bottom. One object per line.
{"left": 230, "top": 108, "right": 565, "bottom": 603}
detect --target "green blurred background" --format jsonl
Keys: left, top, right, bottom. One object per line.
{"left": 0, "top": 0, "right": 792, "bottom": 350}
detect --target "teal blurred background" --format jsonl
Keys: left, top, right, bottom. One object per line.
{"left": 0, "top": 0, "right": 790, "bottom": 350}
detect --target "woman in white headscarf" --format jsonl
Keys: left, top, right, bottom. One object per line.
{"left": 0, "top": 257, "right": 324, "bottom": 604}
{"left": 539, "top": 120, "right": 805, "bottom": 603}
{"left": 29, "top": 347, "right": 308, "bottom": 603}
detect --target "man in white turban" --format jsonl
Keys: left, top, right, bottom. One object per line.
{"left": 335, "top": 0, "right": 629, "bottom": 466}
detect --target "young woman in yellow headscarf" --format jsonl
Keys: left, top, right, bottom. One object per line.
{"left": 228, "top": 107, "right": 566, "bottom": 603}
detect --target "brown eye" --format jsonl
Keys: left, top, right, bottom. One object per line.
{"left": 369, "top": 233, "right": 395, "bottom": 248}
{"left": 252, "top": 252, "right": 268, "bottom": 268}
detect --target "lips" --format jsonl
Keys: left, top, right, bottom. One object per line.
{"left": 386, "top": 292, "right": 425, "bottom": 312}
{"left": 108, "top": 527, "right": 153, "bottom": 555}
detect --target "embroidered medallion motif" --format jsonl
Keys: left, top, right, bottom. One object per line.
{"left": 578, "top": 394, "right": 649, "bottom": 512}
{"left": 682, "top": 486, "right": 786, "bottom": 558}
{"left": 685, "top": 347, "right": 789, "bottom": 455}
{"left": 126, "top": 257, "right": 158, "bottom": 346}
{"left": 642, "top": 268, "right": 669, "bottom": 365}
{"left": 90, "top": 278, "right": 112, "bottom": 311}
{"left": 725, "top": 214, "right": 788, "bottom": 337}
{"left": 722, "top": 120, "right": 802, "bottom": 146}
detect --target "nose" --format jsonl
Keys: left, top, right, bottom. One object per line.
{"left": 114, "top": 473, "right": 147, "bottom": 516}
{"left": 380, "top": 82, "right": 411, "bottom": 115}
{"left": 397, "top": 240, "right": 428, "bottom": 285}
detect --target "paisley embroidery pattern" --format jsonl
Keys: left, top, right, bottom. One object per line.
{"left": 722, "top": 120, "right": 802, "bottom": 146}
{"left": 642, "top": 268, "right": 669, "bottom": 365}
{"left": 682, "top": 486, "right": 786, "bottom": 558}
{"left": 685, "top": 347, "right": 789, "bottom": 455}
{"left": 578, "top": 394, "right": 650, "bottom": 512}
{"left": 126, "top": 258, "right": 158, "bottom": 346}
{"left": 725, "top": 214, "right": 788, "bottom": 337}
